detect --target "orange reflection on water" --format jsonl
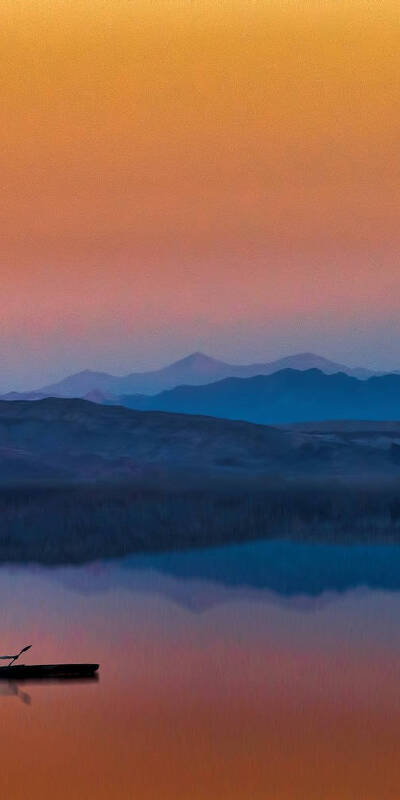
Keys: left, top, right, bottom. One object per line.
{"left": 0, "top": 567, "right": 399, "bottom": 799}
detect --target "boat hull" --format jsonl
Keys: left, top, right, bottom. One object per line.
{"left": 0, "top": 663, "right": 99, "bottom": 680}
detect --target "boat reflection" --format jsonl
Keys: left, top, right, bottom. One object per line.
{"left": 0, "top": 682, "right": 31, "bottom": 705}
{"left": 0, "top": 675, "right": 98, "bottom": 705}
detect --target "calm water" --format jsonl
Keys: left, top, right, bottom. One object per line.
{"left": 1, "top": 539, "right": 400, "bottom": 799}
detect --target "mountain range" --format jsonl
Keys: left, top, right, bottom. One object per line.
{"left": 122, "top": 369, "right": 400, "bottom": 425}
{"left": 1, "top": 351, "right": 378, "bottom": 401}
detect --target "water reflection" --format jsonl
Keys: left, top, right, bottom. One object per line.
{"left": 0, "top": 681, "right": 31, "bottom": 705}
{"left": 46, "top": 538, "right": 400, "bottom": 612}
{"left": 0, "top": 676, "right": 98, "bottom": 706}
{"left": 0, "top": 538, "right": 400, "bottom": 799}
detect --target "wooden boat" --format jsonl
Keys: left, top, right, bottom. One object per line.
{"left": 0, "top": 646, "right": 99, "bottom": 680}
{"left": 0, "top": 663, "right": 99, "bottom": 680}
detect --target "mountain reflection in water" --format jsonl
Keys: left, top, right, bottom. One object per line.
{"left": 1, "top": 538, "right": 400, "bottom": 799}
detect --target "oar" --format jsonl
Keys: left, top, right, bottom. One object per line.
{"left": 0, "top": 645, "right": 32, "bottom": 667}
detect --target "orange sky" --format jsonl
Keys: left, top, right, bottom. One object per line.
{"left": 1, "top": 0, "right": 399, "bottom": 389}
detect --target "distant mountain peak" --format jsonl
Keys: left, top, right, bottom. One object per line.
{"left": 186, "top": 351, "right": 210, "bottom": 359}
{"left": 173, "top": 352, "right": 222, "bottom": 366}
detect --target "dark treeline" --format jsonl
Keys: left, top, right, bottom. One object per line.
{"left": 1, "top": 479, "right": 400, "bottom": 564}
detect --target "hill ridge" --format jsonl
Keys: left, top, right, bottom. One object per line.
{"left": 121, "top": 367, "right": 400, "bottom": 425}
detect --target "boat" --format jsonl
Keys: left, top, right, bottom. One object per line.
{"left": 0, "top": 663, "right": 99, "bottom": 680}
{"left": 0, "top": 646, "right": 99, "bottom": 680}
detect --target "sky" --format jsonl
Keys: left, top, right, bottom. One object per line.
{"left": 1, "top": 0, "right": 399, "bottom": 390}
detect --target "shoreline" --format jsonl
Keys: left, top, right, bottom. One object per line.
{"left": 1, "top": 480, "right": 400, "bottom": 565}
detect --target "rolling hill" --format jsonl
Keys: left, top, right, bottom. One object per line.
{"left": 0, "top": 396, "right": 399, "bottom": 484}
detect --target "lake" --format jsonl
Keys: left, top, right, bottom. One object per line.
{"left": 1, "top": 538, "right": 400, "bottom": 799}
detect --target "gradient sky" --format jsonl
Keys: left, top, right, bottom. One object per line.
{"left": 1, "top": 0, "right": 399, "bottom": 390}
